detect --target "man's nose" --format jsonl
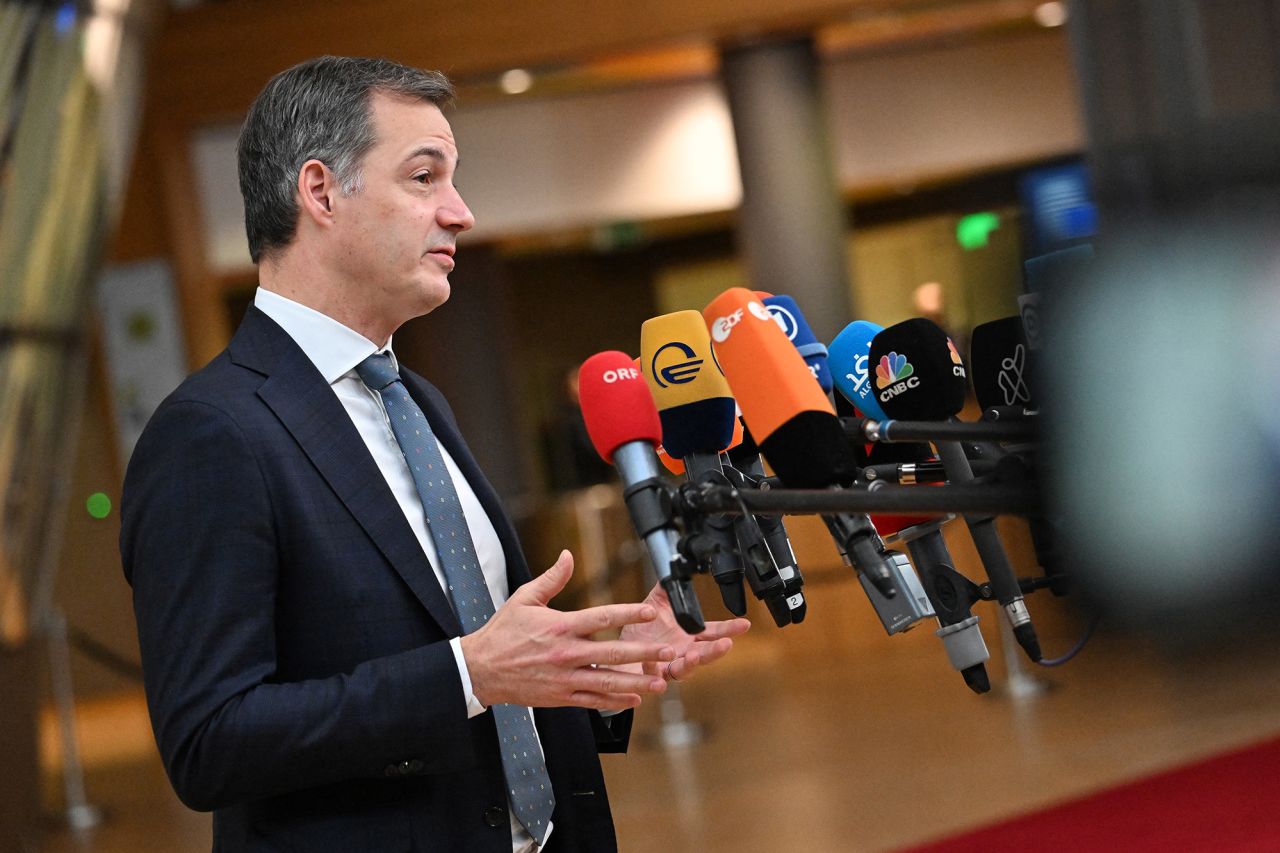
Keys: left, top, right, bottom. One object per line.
{"left": 440, "top": 186, "right": 475, "bottom": 232}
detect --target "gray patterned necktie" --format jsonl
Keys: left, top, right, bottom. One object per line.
{"left": 356, "top": 353, "right": 555, "bottom": 846}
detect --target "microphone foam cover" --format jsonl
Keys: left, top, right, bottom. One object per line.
{"left": 702, "top": 288, "right": 834, "bottom": 446}
{"left": 969, "top": 316, "right": 1036, "bottom": 411}
{"left": 871, "top": 513, "right": 934, "bottom": 537}
{"left": 868, "top": 319, "right": 968, "bottom": 420}
{"left": 578, "top": 351, "right": 663, "bottom": 464}
{"left": 656, "top": 445, "right": 685, "bottom": 475}
{"left": 641, "top": 311, "right": 737, "bottom": 458}
{"left": 763, "top": 295, "right": 833, "bottom": 393}
{"left": 829, "top": 320, "right": 889, "bottom": 421}
{"left": 758, "top": 411, "right": 859, "bottom": 488}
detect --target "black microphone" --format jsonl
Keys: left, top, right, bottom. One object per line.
{"left": 724, "top": 422, "right": 807, "bottom": 623}
{"left": 870, "top": 319, "right": 1043, "bottom": 662}
{"left": 970, "top": 316, "right": 1037, "bottom": 416}
{"left": 970, "top": 317, "right": 1064, "bottom": 596}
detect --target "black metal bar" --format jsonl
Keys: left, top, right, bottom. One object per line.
{"left": 842, "top": 416, "right": 1038, "bottom": 445}
{"left": 681, "top": 482, "right": 1041, "bottom": 517}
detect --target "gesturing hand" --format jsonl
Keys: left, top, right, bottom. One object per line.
{"left": 460, "top": 551, "right": 677, "bottom": 712}
{"left": 618, "top": 583, "right": 751, "bottom": 684}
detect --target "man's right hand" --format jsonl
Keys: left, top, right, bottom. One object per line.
{"left": 459, "top": 550, "right": 675, "bottom": 711}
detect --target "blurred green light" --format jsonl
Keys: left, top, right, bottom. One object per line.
{"left": 957, "top": 212, "right": 1001, "bottom": 250}
{"left": 86, "top": 492, "right": 112, "bottom": 519}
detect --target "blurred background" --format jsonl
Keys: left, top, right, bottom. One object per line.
{"left": 3, "top": 0, "right": 1280, "bottom": 851}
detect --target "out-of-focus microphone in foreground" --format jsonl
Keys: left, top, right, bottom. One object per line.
{"left": 641, "top": 311, "right": 748, "bottom": 617}
{"left": 578, "top": 351, "right": 705, "bottom": 633}
{"left": 870, "top": 319, "right": 1043, "bottom": 662}
{"left": 703, "top": 287, "right": 899, "bottom": 600}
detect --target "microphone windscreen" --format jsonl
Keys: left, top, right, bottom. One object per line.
{"left": 702, "top": 288, "right": 833, "bottom": 444}
{"left": 969, "top": 316, "right": 1036, "bottom": 411}
{"left": 867, "top": 442, "right": 935, "bottom": 532}
{"left": 656, "top": 444, "right": 685, "bottom": 475}
{"left": 868, "top": 319, "right": 968, "bottom": 420}
{"left": 763, "top": 295, "right": 833, "bottom": 393}
{"left": 578, "top": 351, "right": 663, "bottom": 464}
{"left": 871, "top": 513, "right": 934, "bottom": 537}
{"left": 829, "top": 320, "right": 889, "bottom": 421}
{"left": 641, "top": 311, "right": 737, "bottom": 459}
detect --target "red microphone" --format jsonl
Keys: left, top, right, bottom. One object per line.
{"left": 578, "top": 352, "right": 705, "bottom": 633}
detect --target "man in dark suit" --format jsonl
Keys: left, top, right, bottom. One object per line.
{"left": 121, "top": 56, "right": 748, "bottom": 852}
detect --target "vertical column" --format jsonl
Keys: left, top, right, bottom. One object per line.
{"left": 397, "top": 246, "right": 531, "bottom": 502}
{"left": 720, "top": 36, "right": 854, "bottom": 342}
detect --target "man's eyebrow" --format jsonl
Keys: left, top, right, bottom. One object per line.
{"left": 404, "top": 145, "right": 457, "bottom": 168}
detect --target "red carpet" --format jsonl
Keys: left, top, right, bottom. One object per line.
{"left": 902, "top": 735, "right": 1280, "bottom": 852}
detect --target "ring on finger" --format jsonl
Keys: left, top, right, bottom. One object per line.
{"left": 665, "top": 661, "right": 680, "bottom": 682}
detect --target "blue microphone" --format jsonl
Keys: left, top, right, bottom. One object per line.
{"left": 762, "top": 295, "right": 833, "bottom": 393}
{"left": 829, "top": 320, "right": 889, "bottom": 421}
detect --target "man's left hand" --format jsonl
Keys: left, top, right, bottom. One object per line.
{"left": 617, "top": 583, "right": 751, "bottom": 683}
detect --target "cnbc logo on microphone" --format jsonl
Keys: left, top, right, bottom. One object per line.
{"left": 650, "top": 341, "right": 703, "bottom": 387}
{"left": 876, "top": 352, "right": 920, "bottom": 402}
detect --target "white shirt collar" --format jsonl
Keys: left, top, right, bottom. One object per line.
{"left": 253, "top": 287, "right": 399, "bottom": 384}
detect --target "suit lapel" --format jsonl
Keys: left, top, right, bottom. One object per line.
{"left": 230, "top": 308, "right": 462, "bottom": 636}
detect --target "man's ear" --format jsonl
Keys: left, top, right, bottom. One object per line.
{"left": 297, "top": 159, "right": 338, "bottom": 229}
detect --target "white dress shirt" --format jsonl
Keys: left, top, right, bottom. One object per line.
{"left": 254, "top": 288, "right": 549, "bottom": 852}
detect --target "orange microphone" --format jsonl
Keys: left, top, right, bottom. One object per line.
{"left": 703, "top": 288, "right": 899, "bottom": 598}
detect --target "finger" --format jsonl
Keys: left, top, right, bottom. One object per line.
{"left": 515, "top": 550, "right": 574, "bottom": 605}
{"left": 566, "top": 691, "right": 644, "bottom": 712}
{"left": 570, "top": 666, "right": 667, "bottom": 697}
{"left": 669, "top": 637, "right": 734, "bottom": 681}
{"left": 691, "top": 617, "right": 751, "bottom": 640}
{"left": 575, "top": 640, "right": 676, "bottom": 669}
{"left": 566, "top": 601, "right": 658, "bottom": 635}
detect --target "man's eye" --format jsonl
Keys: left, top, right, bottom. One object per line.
{"left": 414, "top": 172, "right": 432, "bottom": 184}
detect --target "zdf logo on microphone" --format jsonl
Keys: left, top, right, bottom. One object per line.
{"left": 710, "top": 301, "right": 772, "bottom": 343}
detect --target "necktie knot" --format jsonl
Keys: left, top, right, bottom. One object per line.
{"left": 355, "top": 352, "right": 399, "bottom": 391}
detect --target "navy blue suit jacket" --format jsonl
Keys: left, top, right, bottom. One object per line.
{"left": 121, "top": 307, "right": 630, "bottom": 852}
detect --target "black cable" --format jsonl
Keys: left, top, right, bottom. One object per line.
{"left": 67, "top": 625, "right": 145, "bottom": 682}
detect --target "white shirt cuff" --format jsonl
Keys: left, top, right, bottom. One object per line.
{"left": 450, "top": 636, "right": 488, "bottom": 719}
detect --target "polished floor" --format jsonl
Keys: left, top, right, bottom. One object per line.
{"left": 35, "top": 567, "right": 1280, "bottom": 853}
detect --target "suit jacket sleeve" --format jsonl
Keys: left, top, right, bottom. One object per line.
{"left": 121, "top": 398, "right": 476, "bottom": 812}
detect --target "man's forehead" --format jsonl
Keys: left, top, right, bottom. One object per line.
{"left": 369, "top": 91, "right": 458, "bottom": 158}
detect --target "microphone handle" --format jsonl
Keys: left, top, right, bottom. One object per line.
{"left": 822, "top": 511, "right": 899, "bottom": 598}
{"left": 718, "top": 457, "right": 806, "bottom": 625}
{"left": 900, "top": 524, "right": 991, "bottom": 693}
{"left": 683, "top": 452, "right": 748, "bottom": 616}
{"left": 722, "top": 452, "right": 807, "bottom": 619}
{"left": 613, "top": 442, "right": 705, "bottom": 633}
{"left": 933, "top": 438, "right": 1041, "bottom": 661}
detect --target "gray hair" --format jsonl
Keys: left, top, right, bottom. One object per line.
{"left": 237, "top": 56, "right": 454, "bottom": 264}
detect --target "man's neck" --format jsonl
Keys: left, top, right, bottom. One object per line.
{"left": 258, "top": 249, "right": 394, "bottom": 346}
